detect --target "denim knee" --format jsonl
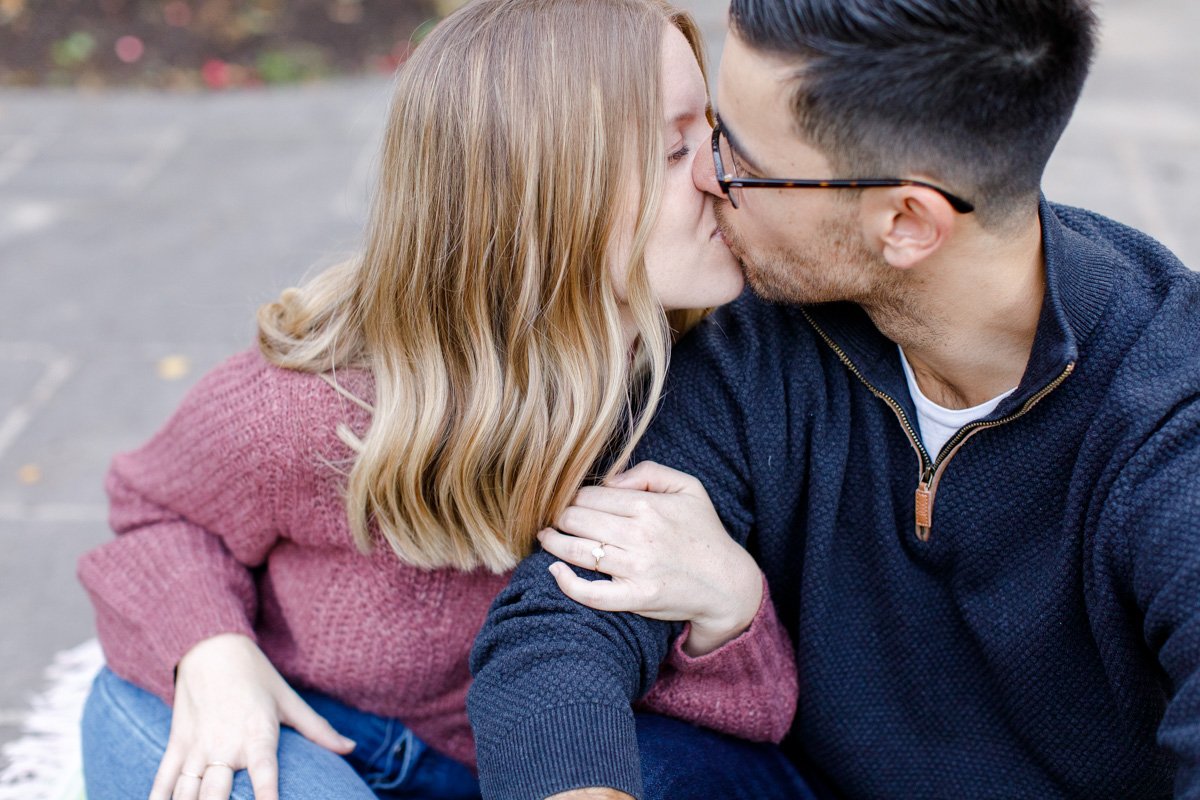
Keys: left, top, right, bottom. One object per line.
{"left": 635, "top": 713, "right": 818, "bottom": 800}
{"left": 81, "top": 668, "right": 173, "bottom": 800}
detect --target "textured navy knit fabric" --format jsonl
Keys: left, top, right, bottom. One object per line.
{"left": 467, "top": 199, "right": 1200, "bottom": 800}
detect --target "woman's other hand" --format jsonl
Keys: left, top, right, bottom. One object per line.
{"left": 538, "top": 461, "right": 764, "bottom": 656}
{"left": 150, "top": 633, "right": 356, "bottom": 800}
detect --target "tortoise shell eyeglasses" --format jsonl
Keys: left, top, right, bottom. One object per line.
{"left": 711, "top": 122, "right": 975, "bottom": 213}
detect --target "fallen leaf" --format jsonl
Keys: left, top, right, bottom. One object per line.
{"left": 157, "top": 355, "right": 191, "bottom": 380}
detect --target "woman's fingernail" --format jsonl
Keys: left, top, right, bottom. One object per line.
{"left": 341, "top": 736, "right": 357, "bottom": 749}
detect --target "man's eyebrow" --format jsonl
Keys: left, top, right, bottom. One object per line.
{"left": 715, "top": 113, "right": 769, "bottom": 176}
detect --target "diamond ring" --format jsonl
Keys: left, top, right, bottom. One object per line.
{"left": 592, "top": 543, "right": 607, "bottom": 572}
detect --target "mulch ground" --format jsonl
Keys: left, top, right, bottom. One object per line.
{"left": 0, "top": 0, "right": 444, "bottom": 90}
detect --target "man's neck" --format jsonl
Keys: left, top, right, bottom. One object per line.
{"left": 864, "top": 214, "right": 1045, "bottom": 410}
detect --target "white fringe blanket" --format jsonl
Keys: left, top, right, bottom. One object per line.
{"left": 0, "top": 639, "right": 102, "bottom": 800}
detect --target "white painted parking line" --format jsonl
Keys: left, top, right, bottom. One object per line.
{"left": 0, "top": 503, "right": 108, "bottom": 523}
{"left": 0, "top": 345, "right": 75, "bottom": 464}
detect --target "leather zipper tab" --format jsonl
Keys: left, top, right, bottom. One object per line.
{"left": 914, "top": 484, "right": 932, "bottom": 531}
{"left": 914, "top": 466, "right": 934, "bottom": 541}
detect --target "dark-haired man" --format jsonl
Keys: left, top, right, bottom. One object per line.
{"left": 468, "top": 1, "right": 1200, "bottom": 798}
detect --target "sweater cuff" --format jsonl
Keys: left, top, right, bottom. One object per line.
{"left": 668, "top": 572, "right": 772, "bottom": 667}
{"left": 79, "top": 531, "right": 258, "bottom": 705}
{"left": 475, "top": 703, "right": 643, "bottom": 800}
{"left": 90, "top": 577, "right": 257, "bottom": 705}
{"left": 151, "top": 601, "right": 258, "bottom": 702}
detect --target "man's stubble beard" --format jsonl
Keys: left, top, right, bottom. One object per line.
{"left": 713, "top": 200, "right": 929, "bottom": 341}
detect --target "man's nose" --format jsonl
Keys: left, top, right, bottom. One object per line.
{"left": 692, "top": 139, "right": 723, "bottom": 198}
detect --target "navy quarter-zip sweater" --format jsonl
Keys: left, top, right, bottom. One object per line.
{"left": 468, "top": 200, "right": 1200, "bottom": 800}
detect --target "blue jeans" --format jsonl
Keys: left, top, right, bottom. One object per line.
{"left": 83, "top": 668, "right": 819, "bottom": 799}
{"left": 81, "top": 668, "right": 482, "bottom": 799}
{"left": 635, "top": 713, "right": 824, "bottom": 800}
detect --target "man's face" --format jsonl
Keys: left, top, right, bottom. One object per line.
{"left": 699, "top": 31, "right": 891, "bottom": 305}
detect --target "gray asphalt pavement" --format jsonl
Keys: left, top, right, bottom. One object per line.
{"left": 1, "top": 0, "right": 1197, "bottom": 767}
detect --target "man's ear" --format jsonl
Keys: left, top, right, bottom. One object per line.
{"left": 863, "top": 185, "right": 957, "bottom": 270}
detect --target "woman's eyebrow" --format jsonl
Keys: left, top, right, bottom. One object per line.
{"left": 666, "top": 96, "right": 708, "bottom": 127}
{"left": 715, "top": 113, "right": 769, "bottom": 176}
{"left": 667, "top": 109, "right": 697, "bottom": 126}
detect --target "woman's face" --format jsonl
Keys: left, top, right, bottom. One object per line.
{"left": 613, "top": 25, "right": 744, "bottom": 314}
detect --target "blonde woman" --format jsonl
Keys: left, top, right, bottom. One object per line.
{"left": 77, "top": 1, "right": 797, "bottom": 798}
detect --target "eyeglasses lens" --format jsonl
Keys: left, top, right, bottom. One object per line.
{"left": 715, "top": 128, "right": 743, "bottom": 208}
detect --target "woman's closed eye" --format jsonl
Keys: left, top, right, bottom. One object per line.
{"left": 668, "top": 143, "right": 691, "bottom": 165}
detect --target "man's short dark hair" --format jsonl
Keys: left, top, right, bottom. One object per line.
{"left": 728, "top": 0, "right": 1098, "bottom": 226}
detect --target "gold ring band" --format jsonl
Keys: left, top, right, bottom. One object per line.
{"left": 591, "top": 543, "right": 607, "bottom": 572}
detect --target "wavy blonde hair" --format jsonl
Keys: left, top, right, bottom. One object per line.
{"left": 258, "top": 0, "right": 709, "bottom": 573}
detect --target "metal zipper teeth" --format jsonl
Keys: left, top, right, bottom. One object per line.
{"left": 802, "top": 309, "right": 1077, "bottom": 538}
{"left": 800, "top": 309, "right": 933, "bottom": 473}
{"left": 927, "top": 361, "right": 1076, "bottom": 468}
{"left": 916, "top": 360, "right": 1076, "bottom": 526}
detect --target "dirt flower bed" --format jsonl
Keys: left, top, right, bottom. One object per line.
{"left": 0, "top": 0, "right": 446, "bottom": 89}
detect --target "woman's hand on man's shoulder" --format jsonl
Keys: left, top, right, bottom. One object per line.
{"left": 536, "top": 460, "right": 763, "bottom": 656}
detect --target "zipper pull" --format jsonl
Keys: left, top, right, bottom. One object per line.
{"left": 914, "top": 468, "right": 934, "bottom": 540}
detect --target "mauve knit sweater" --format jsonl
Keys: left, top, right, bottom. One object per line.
{"left": 77, "top": 348, "right": 798, "bottom": 769}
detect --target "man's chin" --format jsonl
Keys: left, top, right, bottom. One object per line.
{"left": 740, "top": 260, "right": 794, "bottom": 303}
{"left": 741, "top": 258, "right": 834, "bottom": 305}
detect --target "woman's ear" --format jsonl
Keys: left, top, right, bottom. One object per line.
{"left": 863, "top": 185, "right": 957, "bottom": 270}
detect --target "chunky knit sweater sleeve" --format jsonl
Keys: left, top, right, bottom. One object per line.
{"left": 469, "top": 557, "right": 796, "bottom": 800}
{"left": 468, "top": 298, "right": 776, "bottom": 800}
{"left": 1101, "top": 397, "right": 1200, "bottom": 798}
{"left": 78, "top": 350, "right": 295, "bottom": 704}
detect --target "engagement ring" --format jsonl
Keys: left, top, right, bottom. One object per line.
{"left": 592, "top": 544, "right": 607, "bottom": 571}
